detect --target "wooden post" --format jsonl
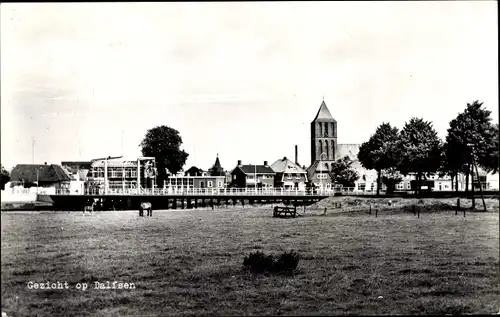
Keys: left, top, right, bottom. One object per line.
{"left": 417, "top": 207, "right": 420, "bottom": 219}
{"left": 456, "top": 198, "right": 460, "bottom": 215}
{"left": 375, "top": 209, "right": 378, "bottom": 217}
{"left": 473, "top": 159, "right": 487, "bottom": 212}
{"left": 412, "top": 204, "right": 416, "bottom": 215}
{"left": 369, "top": 205, "right": 372, "bottom": 215}
{"left": 463, "top": 208, "right": 466, "bottom": 217}
{"left": 211, "top": 198, "right": 214, "bottom": 210}
{"left": 242, "top": 199, "right": 245, "bottom": 208}
{"left": 324, "top": 207, "right": 327, "bottom": 216}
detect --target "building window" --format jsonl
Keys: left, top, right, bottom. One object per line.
{"left": 233, "top": 175, "right": 236, "bottom": 180}
{"left": 262, "top": 175, "right": 266, "bottom": 180}
{"left": 325, "top": 122, "right": 329, "bottom": 137}
{"left": 287, "top": 174, "right": 292, "bottom": 179}
{"left": 296, "top": 174, "right": 301, "bottom": 179}
{"left": 218, "top": 181, "right": 223, "bottom": 188}
{"left": 358, "top": 183, "right": 366, "bottom": 191}
{"left": 208, "top": 181, "right": 213, "bottom": 188}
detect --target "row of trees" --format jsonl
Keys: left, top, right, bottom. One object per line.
{"left": 357, "top": 101, "right": 498, "bottom": 195}
{"left": 140, "top": 101, "right": 498, "bottom": 192}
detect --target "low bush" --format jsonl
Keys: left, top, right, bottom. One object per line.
{"left": 243, "top": 250, "right": 300, "bottom": 274}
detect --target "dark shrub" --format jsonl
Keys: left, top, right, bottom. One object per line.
{"left": 274, "top": 250, "right": 300, "bottom": 273}
{"left": 243, "top": 251, "right": 275, "bottom": 273}
{"left": 243, "top": 250, "right": 300, "bottom": 274}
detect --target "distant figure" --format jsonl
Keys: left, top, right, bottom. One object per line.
{"left": 139, "top": 202, "right": 152, "bottom": 217}
{"left": 83, "top": 199, "right": 96, "bottom": 215}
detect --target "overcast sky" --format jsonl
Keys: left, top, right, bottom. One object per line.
{"left": 1, "top": 2, "right": 498, "bottom": 171}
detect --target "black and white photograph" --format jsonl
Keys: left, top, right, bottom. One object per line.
{"left": 1, "top": 1, "right": 499, "bottom": 316}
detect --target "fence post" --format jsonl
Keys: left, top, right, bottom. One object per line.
{"left": 456, "top": 198, "right": 460, "bottom": 215}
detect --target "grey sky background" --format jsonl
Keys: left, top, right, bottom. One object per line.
{"left": 1, "top": 2, "right": 498, "bottom": 171}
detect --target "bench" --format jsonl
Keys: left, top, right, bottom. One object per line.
{"left": 273, "top": 206, "right": 297, "bottom": 218}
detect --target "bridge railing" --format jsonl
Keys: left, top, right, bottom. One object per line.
{"left": 54, "top": 187, "right": 379, "bottom": 196}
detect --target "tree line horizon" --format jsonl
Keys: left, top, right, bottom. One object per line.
{"left": 2, "top": 101, "right": 496, "bottom": 194}
{"left": 137, "top": 100, "right": 498, "bottom": 194}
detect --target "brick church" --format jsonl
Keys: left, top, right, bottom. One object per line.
{"left": 306, "top": 100, "right": 379, "bottom": 191}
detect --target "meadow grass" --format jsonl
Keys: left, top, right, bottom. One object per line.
{"left": 1, "top": 205, "right": 499, "bottom": 316}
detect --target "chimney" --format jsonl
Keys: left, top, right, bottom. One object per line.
{"left": 295, "top": 145, "right": 298, "bottom": 165}
{"left": 264, "top": 161, "right": 268, "bottom": 166}
{"left": 237, "top": 160, "right": 242, "bottom": 166}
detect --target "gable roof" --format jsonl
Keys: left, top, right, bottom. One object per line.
{"left": 271, "top": 157, "right": 307, "bottom": 174}
{"left": 10, "top": 164, "right": 71, "bottom": 183}
{"left": 185, "top": 166, "right": 205, "bottom": 176}
{"left": 234, "top": 165, "right": 276, "bottom": 175}
{"left": 312, "top": 100, "right": 336, "bottom": 122}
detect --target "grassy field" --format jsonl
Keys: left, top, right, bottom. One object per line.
{"left": 1, "top": 203, "right": 499, "bottom": 316}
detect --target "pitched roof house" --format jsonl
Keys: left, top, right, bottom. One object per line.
{"left": 10, "top": 164, "right": 71, "bottom": 187}
{"left": 230, "top": 160, "right": 276, "bottom": 188}
{"left": 185, "top": 166, "right": 205, "bottom": 176}
{"left": 270, "top": 157, "right": 308, "bottom": 189}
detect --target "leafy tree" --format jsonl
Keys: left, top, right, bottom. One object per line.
{"left": 398, "top": 118, "right": 442, "bottom": 194}
{"left": 439, "top": 140, "right": 465, "bottom": 192}
{"left": 0, "top": 165, "right": 10, "bottom": 190}
{"left": 329, "top": 156, "right": 360, "bottom": 188}
{"left": 484, "top": 123, "right": 499, "bottom": 174}
{"left": 358, "top": 123, "right": 400, "bottom": 195}
{"left": 446, "top": 101, "right": 497, "bottom": 193}
{"left": 381, "top": 167, "right": 403, "bottom": 194}
{"left": 140, "top": 125, "right": 189, "bottom": 187}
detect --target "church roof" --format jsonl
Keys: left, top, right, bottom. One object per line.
{"left": 312, "top": 100, "right": 336, "bottom": 123}
{"left": 213, "top": 154, "right": 222, "bottom": 169}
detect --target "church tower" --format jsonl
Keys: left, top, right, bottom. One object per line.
{"left": 310, "top": 99, "right": 337, "bottom": 165}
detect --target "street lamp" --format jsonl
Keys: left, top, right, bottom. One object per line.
{"left": 319, "top": 152, "right": 327, "bottom": 193}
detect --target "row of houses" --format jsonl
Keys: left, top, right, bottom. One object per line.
{"left": 3, "top": 100, "right": 498, "bottom": 195}
{"left": 3, "top": 151, "right": 498, "bottom": 195}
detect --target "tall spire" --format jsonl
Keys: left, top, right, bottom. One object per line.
{"left": 312, "top": 99, "right": 335, "bottom": 122}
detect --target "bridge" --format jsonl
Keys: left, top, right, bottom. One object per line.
{"left": 46, "top": 187, "right": 372, "bottom": 211}
{"left": 53, "top": 187, "right": 370, "bottom": 197}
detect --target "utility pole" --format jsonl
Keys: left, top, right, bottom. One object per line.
{"left": 121, "top": 130, "right": 124, "bottom": 157}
